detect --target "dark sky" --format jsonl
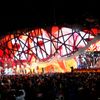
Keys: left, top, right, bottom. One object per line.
{"left": 0, "top": 0, "right": 99, "bottom": 34}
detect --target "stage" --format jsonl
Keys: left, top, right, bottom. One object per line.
{"left": 73, "top": 68, "right": 100, "bottom": 72}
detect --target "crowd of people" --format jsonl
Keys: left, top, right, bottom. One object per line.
{"left": 0, "top": 72, "right": 100, "bottom": 100}
{"left": 77, "top": 52, "right": 100, "bottom": 69}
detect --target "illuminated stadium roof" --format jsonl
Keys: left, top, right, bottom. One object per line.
{"left": 0, "top": 26, "right": 99, "bottom": 61}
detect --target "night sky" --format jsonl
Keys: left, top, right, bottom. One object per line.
{"left": 0, "top": 0, "right": 99, "bottom": 35}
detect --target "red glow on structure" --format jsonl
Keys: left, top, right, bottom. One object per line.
{"left": 0, "top": 49, "right": 3, "bottom": 57}
{"left": 51, "top": 26, "right": 59, "bottom": 35}
{"left": 31, "top": 28, "right": 43, "bottom": 37}
{"left": 37, "top": 41, "right": 44, "bottom": 46}
{"left": 91, "top": 28, "right": 98, "bottom": 35}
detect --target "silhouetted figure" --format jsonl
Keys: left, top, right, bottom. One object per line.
{"left": 70, "top": 66, "right": 74, "bottom": 73}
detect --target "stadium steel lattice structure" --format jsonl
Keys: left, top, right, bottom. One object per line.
{"left": 0, "top": 25, "right": 99, "bottom": 69}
